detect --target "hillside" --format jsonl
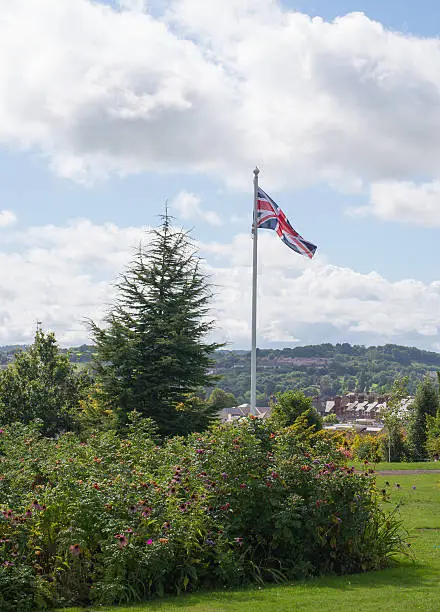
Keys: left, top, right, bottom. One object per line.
{"left": 0, "top": 342, "right": 438, "bottom": 406}
{"left": 212, "top": 343, "right": 440, "bottom": 405}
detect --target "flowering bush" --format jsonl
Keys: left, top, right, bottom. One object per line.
{"left": 0, "top": 415, "right": 407, "bottom": 609}
{"left": 351, "top": 434, "right": 384, "bottom": 463}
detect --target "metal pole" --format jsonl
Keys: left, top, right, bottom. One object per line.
{"left": 250, "top": 167, "right": 259, "bottom": 415}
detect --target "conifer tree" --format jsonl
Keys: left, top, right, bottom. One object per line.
{"left": 90, "top": 213, "right": 221, "bottom": 435}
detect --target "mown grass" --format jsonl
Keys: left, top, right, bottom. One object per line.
{"left": 360, "top": 461, "right": 440, "bottom": 471}
{"left": 66, "top": 469, "right": 440, "bottom": 612}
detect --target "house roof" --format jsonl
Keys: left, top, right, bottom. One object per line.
{"left": 325, "top": 400, "right": 335, "bottom": 413}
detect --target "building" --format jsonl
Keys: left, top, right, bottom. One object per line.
{"left": 321, "top": 392, "right": 414, "bottom": 423}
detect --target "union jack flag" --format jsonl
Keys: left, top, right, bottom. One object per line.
{"left": 256, "top": 187, "right": 317, "bottom": 259}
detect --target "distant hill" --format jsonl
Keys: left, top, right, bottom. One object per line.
{"left": 0, "top": 344, "right": 96, "bottom": 367}
{"left": 212, "top": 343, "right": 440, "bottom": 406}
{"left": 1, "top": 342, "right": 438, "bottom": 407}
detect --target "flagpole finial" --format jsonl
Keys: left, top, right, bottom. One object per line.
{"left": 254, "top": 166, "right": 260, "bottom": 176}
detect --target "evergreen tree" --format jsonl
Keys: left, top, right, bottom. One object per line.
{"left": 407, "top": 376, "right": 439, "bottom": 460}
{"left": 90, "top": 214, "right": 221, "bottom": 435}
{"left": 0, "top": 330, "right": 91, "bottom": 436}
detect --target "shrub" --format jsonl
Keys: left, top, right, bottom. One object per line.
{"left": 270, "top": 390, "right": 322, "bottom": 431}
{"left": 352, "top": 434, "right": 384, "bottom": 463}
{"left": 0, "top": 417, "right": 408, "bottom": 608}
{"left": 323, "top": 413, "right": 339, "bottom": 425}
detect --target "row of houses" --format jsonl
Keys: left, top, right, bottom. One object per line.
{"left": 321, "top": 392, "right": 413, "bottom": 420}
{"left": 218, "top": 392, "right": 414, "bottom": 425}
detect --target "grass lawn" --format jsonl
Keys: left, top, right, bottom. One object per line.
{"left": 66, "top": 469, "right": 440, "bottom": 612}
{"left": 358, "top": 461, "right": 440, "bottom": 471}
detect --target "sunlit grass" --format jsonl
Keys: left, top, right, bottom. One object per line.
{"left": 360, "top": 461, "right": 440, "bottom": 471}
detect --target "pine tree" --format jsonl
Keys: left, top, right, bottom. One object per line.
{"left": 90, "top": 213, "right": 222, "bottom": 435}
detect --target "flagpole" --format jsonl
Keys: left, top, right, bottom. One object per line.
{"left": 251, "top": 166, "right": 259, "bottom": 416}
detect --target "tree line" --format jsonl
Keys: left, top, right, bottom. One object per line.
{"left": 0, "top": 211, "right": 439, "bottom": 459}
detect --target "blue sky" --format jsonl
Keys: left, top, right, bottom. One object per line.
{"left": 288, "top": 0, "right": 440, "bottom": 35}
{"left": 1, "top": 0, "right": 440, "bottom": 349}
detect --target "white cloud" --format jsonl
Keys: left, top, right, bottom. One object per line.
{"left": 172, "top": 191, "right": 221, "bottom": 225}
{"left": 0, "top": 218, "right": 439, "bottom": 349}
{"left": 354, "top": 180, "right": 440, "bottom": 226}
{"left": 0, "top": 220, "right": 146, "bottom": 345}
{"left": 201, "top": 232, "right": 440, "bottom": 348}
{"left": 2, "top": 1, "right": 440, "bottom": 191}
{"left": 0, "top": 211, "right": 17, "bottom": 227}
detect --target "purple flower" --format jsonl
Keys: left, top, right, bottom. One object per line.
{"left": 206, "top": 538, "right": 215, "bottom": 546}
{"left": 412, "top": 485, "right": 416, "bottom": 490}
{"left": 221, "top": 472, "right": 228, "bottom": 480}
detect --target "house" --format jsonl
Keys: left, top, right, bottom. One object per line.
{"left": 218, "top": 404, "right": 272, "bottom": 422}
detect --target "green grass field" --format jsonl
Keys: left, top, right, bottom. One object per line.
{"left": 67, "top": 467, "right": 440, "bottom": 612}
{"left": 359, "top": 461, "right": 440, "bottom": 471}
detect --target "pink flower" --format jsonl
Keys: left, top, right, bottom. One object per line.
{"left": 114, "top": 534, "right": 128, "bottom": 548}
{"left": 69, "top": 544, "right": 81, "bottom": 556}
{"left": 146, "top": 538, "right": 153, "bottom": 545}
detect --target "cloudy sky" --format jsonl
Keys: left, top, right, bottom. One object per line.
{"left": 1, "top": 0, "right": 440, "bottom": 350}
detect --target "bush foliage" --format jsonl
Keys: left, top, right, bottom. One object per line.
{"left": 0, "top": 416, "right": 407, "bottom": 609}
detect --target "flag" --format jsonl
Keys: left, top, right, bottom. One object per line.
{"left": 256, "top": 187, "right": 317, "bottom": 259}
